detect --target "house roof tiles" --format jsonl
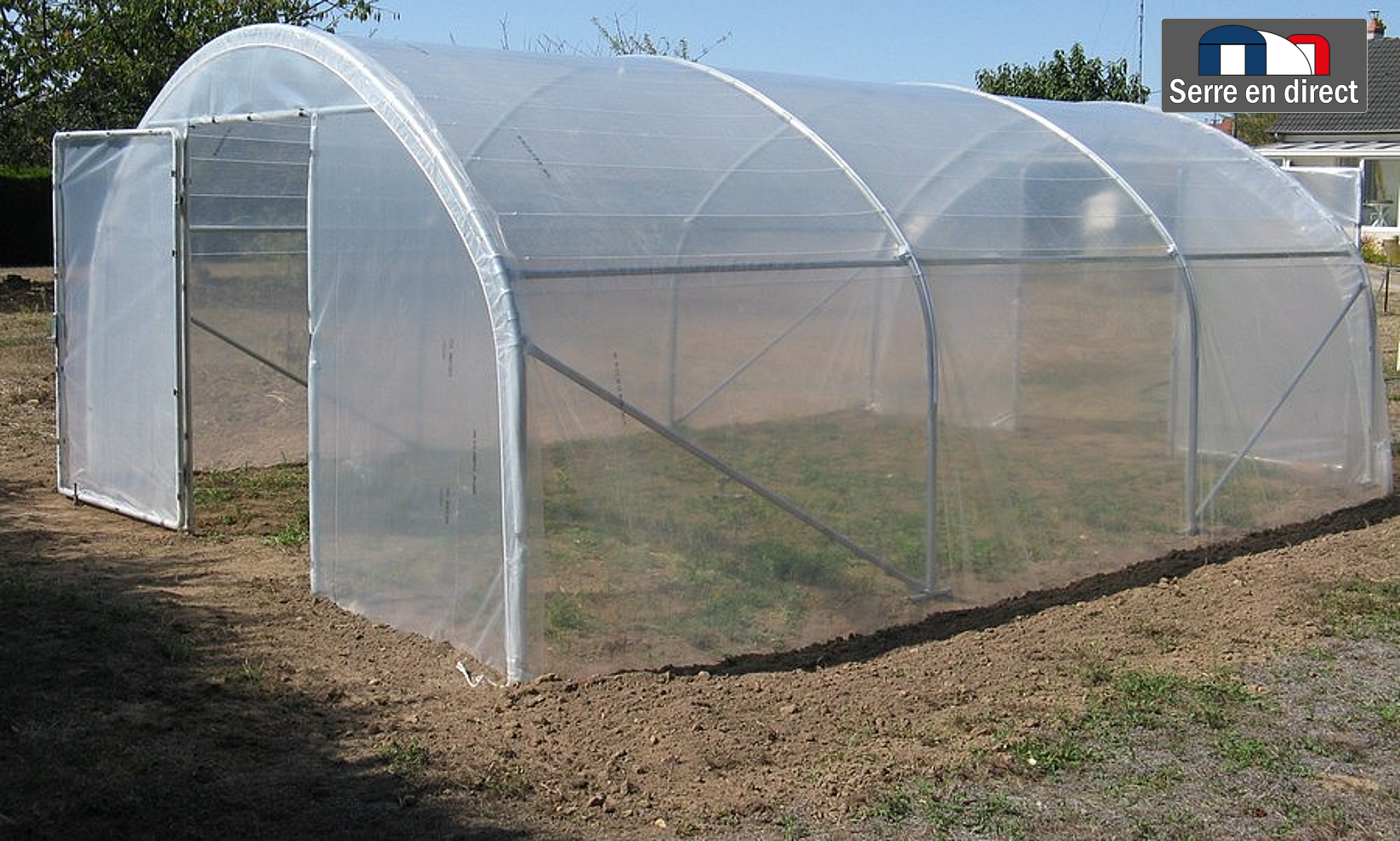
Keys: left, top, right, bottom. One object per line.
{"left": 1271, "top": 37, "right": 1400, "bottom": 136}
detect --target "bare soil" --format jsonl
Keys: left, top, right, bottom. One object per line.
{"left": 2, "top": 265, "right": 1397, "bottom": 840}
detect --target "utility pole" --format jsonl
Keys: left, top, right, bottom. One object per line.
{"left": 1137, "top": 0, "right": 1145, "bottom": 87}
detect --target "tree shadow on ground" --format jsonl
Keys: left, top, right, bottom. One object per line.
{"left": 0, "top": 477, "right": 535, "bottom": 840}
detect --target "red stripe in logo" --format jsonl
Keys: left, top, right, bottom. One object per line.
{"left": 1287, "top": 34, "right": 1330, "bottom": 75}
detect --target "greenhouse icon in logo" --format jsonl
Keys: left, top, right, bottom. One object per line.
{"left": 1198, "top": 24, "right": 1330, "bottom": 76}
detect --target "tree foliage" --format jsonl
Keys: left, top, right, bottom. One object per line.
{"left": 1222, "top": 113, "right": 1279, "bottom": 147}
{"left": 519, "top": 13, "right": 729, "bottom": 60}
{"left": 975, "top": 43, "right": 1149, "bottom": 103}
{"left": 0, "top": 0, "right": 389, "bottom": 165}
{"left": 587, "top": 13, "right": 729, "bottom": 60}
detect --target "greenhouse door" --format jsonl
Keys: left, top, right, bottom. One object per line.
{"left": 54, "top": 129, "right": 187, "bottom": 528}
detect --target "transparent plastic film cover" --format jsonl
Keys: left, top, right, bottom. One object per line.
{"left": 1018, "top": 99, "right": 1351, "bottom": 256}
{"left": 186, "top": 120, "right": 311, "bottom": 472}
{"left": 1182, "top": 257, "right": 1390, "bottom": 529}
{"left": 522, "top": 265, "right": 937, "bottom": 674}
{"left": 308, "top": 111, "right": 507, "bottom": 671}
{"left": 732, "top": 76, "right": 1172, "bottom": 262}
{"left": 60, "top": 25, "right": 1386, "bottom": 681}
{"left": 932, "top": 260, "right": 1188, "bottom": 601}
{"left": 54, "top": 131, "right": 183, "bottom": 527}
{"left": 354, "top": 42, "right": 901, "bottom": 273}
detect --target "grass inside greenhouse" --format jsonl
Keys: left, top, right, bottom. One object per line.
{"left": 188, "top": 396, "right": 1348, "bottom": 675}
{"left": 189, "top": 402, "right": 1342, "bottom": 674}
{"left": 533, "top": 407, "right": 1335, "bottom": 671}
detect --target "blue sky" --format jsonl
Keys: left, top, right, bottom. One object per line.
{"left": 335, "top": 1, "right": 1375, "bottom": 105}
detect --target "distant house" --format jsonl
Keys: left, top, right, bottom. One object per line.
{"left": 1257, "top": 13, "right": 1400, "bottom": 232}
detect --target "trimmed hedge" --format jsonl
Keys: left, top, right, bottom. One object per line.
{"left": 0, "top": 173, "right": 52, "bottom": 266}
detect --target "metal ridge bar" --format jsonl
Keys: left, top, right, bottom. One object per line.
{"left": 1183, "top": 249, "right": 1357, "bottom": 261}
{"left": 917, "top": 252, "right": 1176, "bottom": 267}
{"left": 519, "top": 248, "right": 1354, "bottom": 278}
{"left": 146, "top": 103, "right": 373, "bottom": 129}
{"left": 517, "top": 256, "right": 905, "bottom": 280}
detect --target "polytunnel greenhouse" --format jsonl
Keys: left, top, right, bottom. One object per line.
{"left": 53, "top": 24, "right": 1392, "bottom": 682}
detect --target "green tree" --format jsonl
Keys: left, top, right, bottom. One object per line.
{"left": 1221, "top": 112, "right": 1279, "bottom": 147}
{"left": 975, "top": 43, "right": 1149, "bottom": 103}
{"left": 0, "top": 0, "right": 389, "bottom": 165}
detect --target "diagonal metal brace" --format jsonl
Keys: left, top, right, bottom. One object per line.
{"left": 526, "top": 342, "right": 939, "bottom": 596}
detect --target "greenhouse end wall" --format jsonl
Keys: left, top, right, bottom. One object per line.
{"left": 52, "top": 24, "right": 1392, "bottom": 682}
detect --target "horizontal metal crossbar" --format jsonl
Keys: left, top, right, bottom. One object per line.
{"left": 188, "top": 223, "right": 306, "bottom": 234}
